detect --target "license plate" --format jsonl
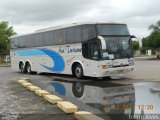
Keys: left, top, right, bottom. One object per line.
{"left": 118, "top": 70, "right": 123, "bottom": 73}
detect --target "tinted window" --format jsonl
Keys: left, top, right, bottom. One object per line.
{"left": 11, "top": 37, "right": 26, "bottom": 48}
{"left": 10, "top": 24, "right": 98, "bottom": 49}
{"left": 19, "top": 36, "right": 26, "bottom": 48}
{"left": 90, "top": 42, "right": 99, "bottom": 60}
{"left": 97, "top": 24, "right": 130, "bottom": 36}
{"left": 11, "top": 38, "right": 18, "bottom": 49}
{"left": 34, "top": 33, "right": 44, "bottom": 47}
{"left": 54, "top": 29, "right": 66, "bottom": 45}
{"left": 26, "top": 35, "right": 34, "bottom": 47}
{"left": 82, "top": 42, "right": 89, "bottom": 59}
{"left": 103, "top": 37, "right": 133, "bottom": 59}
{"left": 82, "top": 40, "right": 100, "bottom": 60}
{"left": 43, "top": 31, "right": 54, "bottom": 46}
{"left": 82, "top": 25, "right": 97, "bottom": 42}
{"left": 67, "top": 26, "right": 81, "bottom": 43}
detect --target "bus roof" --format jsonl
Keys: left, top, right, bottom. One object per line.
{"left": 10, "top": 22, "right": 126, "bottom": 38}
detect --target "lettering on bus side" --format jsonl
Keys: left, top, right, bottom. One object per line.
{"left": 58, "top": 46, "right": 82, "bottom": 54}
{"left": 58, "top": 47, "right": 65, "bottom": 53}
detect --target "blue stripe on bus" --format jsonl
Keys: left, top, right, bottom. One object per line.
{"left": 38, "top": 48, "right": 65, "bottom": 72}
{"left": 15, "top": 48, "right": 65, "bottom": 72}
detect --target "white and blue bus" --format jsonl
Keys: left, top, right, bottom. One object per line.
{"left": 10, "top": 22, "right": 134, "bottom": 78}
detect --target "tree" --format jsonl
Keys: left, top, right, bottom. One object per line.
{"left": 148, "top": 20, "right": 160, "bottom": 32}
{"left": 142, "top": 37, "right": 152, "bottom": 48}
{"left": 147, "top": 31, "right": 160, "bottom": 48}
{"left": 143, "top": 20, "right": 160, "bottom": 49}
{"left": 0, "top": 21, "right": 16, "bottom": 55}
{"left": 132, "top": 41, "right": 139, "bottom": 50}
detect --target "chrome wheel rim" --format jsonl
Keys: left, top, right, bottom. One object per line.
{"left": 75, "top": 67, "right": 82, "bottom": 77}
{"left": 21, "top": 64, "right": 24, "bottom": 72}
{"left": 27, "top": 66, "right": 31, "bottom": 73}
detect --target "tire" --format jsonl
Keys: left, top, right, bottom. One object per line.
{"left": 74, "top": 64, "right": 83, "bottom": 79}
{"left": 72, "top": 82, "right": 84, "bottom": 98}
{"left": 26, "top": 63, "right": 32, "bottom": 74}
{"left": 20, "top": 62, "right": 25, "bottom": 73}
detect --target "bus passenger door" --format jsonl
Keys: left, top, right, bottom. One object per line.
{"left": 82, "top": 40, "right": 100, "bottom": 77}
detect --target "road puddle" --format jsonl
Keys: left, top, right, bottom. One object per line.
{"left": 50, "top": 80, "right": 160, "bottom": 119}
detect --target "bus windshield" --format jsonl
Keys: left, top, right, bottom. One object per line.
{"left": 96, "top": 24, "right": 130, "bottom": 36}
{"left": 101, "top": 37, "right": 133, "bottom": 59}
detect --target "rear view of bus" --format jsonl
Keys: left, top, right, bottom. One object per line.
{"left": 10, "top": 22, "right": 134, "bottom": 78}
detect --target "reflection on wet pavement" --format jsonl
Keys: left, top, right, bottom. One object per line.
{"left": 134, "top": 82, "right": 160, "bottom": 114}
{"left": 50, "top": 78, "right": 160, "bottom": 120}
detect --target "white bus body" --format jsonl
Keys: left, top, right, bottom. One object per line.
{"left": 10, "top": 22, "right": 134, "bottom": 78}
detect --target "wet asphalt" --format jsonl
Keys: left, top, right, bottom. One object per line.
{"left": 0, "top": 60, "right": 160, "bottom": 120}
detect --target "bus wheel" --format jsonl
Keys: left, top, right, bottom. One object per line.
{"left": 72, "top": 82, "right": 84, "bottom": 98}
{"left": 20, "top": 62, "right": 25, "bottom": 73}
{"left": 26, "top": 63, "right": 32, "bottom": 74}
{"left": 75, "top": 64, "right": 83, "bottom": 79}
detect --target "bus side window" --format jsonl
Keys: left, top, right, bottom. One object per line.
{"left": 82, "top": 42, "right": 89, "bottom": 59}
{"left": 90, "top": 42, "right": 99, "bottom": 60}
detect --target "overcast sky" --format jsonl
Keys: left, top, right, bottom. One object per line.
{"left": 0, "top": 0, "right": 160, "bottom": 38}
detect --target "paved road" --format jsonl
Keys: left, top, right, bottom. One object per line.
{"left": 0, "top": 60, "right": 159, "bottom": 120}
{"left": 0, "top": 67, "right": 108, "bottom": 120}
{"left": 0, "top": 67, "right": 75, "bottom": 120}
{"left": 125, "top": 60, "right": 160, "bottom": 81}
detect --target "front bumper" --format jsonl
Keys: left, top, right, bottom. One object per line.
{"left": 99, "top": 66, "right": 134, "bottom": 77}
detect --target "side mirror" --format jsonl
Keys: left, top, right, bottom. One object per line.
{"left": 131, "top": 35, "right": 138, "bottom": 41}
{"left": 131, "top": 35, "right": 136, "bottom": 38}
{"left": 98, "top": 36, "right": 107, "bottom": 50}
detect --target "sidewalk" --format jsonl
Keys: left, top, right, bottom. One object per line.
{"left": 135, "top": 56, "right": 159, "bottom": 61}
{"left": 0, "top": 63, "right": 11, "bottom": 67}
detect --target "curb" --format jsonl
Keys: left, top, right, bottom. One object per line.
{"left": 17, "top": 77, "right": 104, "bottom": 120}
